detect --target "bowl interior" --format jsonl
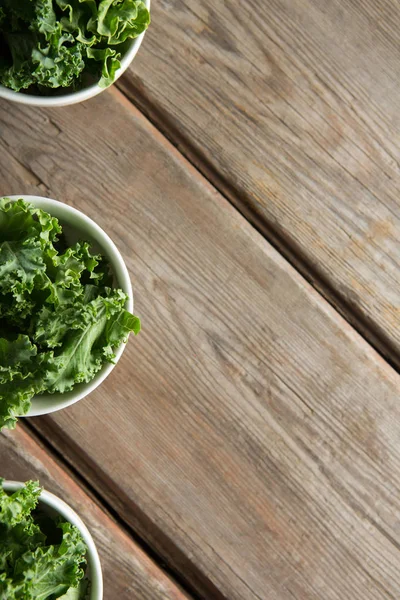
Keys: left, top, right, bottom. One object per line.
{"left": 2, "top": 481, "right": 103, "bottom": 600}
{"left": 0, "top": 0, "right": 150, "bottom": 107}
{"left": 5, "top": 195, "right": 133, "bottom": 416}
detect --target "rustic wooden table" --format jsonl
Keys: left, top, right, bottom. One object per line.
{"left": 1, "top": 1, "right": 400, "bottom": 599}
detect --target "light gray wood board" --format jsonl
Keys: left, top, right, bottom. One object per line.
{"left": 1, "top": 90, "right": 400, "bottom": 599}
{"left": 119, "top": 0, "right": 400, "bottom": 359}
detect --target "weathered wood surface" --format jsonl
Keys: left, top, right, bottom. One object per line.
{"left": 0, "top": 426, "right": 191, "bottom": 600}
{"left": 119, "top": 0, "right": 400, "bottom": 360}
{"left": 2, "top": 89, "right": 400, "bottom": 600}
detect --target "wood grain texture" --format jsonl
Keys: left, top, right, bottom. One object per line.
{"left": 2, "top": 89, "right": 400, "bottom": 600}
{"left": 118, "top": 0, "right": 400, "bottom": 360}
{"left": 0, "top": 426, "right": 191, "bottom": 600}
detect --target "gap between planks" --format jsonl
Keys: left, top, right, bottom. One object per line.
{"left": 21, "top": 421, "right": 202, "bottom": 600}
{"left": 23, "top": 420, "right": 224, "bottom": 600}
{"left": 115, "top": 77, "right": 399, "bottom": 374}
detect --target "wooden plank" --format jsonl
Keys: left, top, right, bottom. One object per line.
{"left": 2, "top": 89, "right": 400, "bottom": 600}
{"left": 118, "top": 0, "right": 400, "bottom": 360}
{"left": 0, "top": 426, "right": 191, "bottom": 600}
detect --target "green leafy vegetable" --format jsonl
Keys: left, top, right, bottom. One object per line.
{"left": 0, "top": 479, "right": 89, "bottom": 599}
{"left": 0, "top": 0, "right": 150, "bottom": 93}
{"left": 0, "top": 198, "right": 141, "bottom": 429}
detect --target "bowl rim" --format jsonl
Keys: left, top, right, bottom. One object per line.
{"left": 3, "top": 194, "right": 133, "bottom": 417}
{"left": 2, "top": 480, "right": 103, "bottom": 600}
{"left": 0, "top": 0, "right": 150, "bottom": 107}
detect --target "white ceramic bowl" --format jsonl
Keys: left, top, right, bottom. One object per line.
{"left": 0, "top": 0, "right": 150, "bottom": 107}
{"left": 4, "top": 195, "right": 133, "bottom": 417}
{"left": 2, "top": 480, "right": 103, "bottom": 600}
